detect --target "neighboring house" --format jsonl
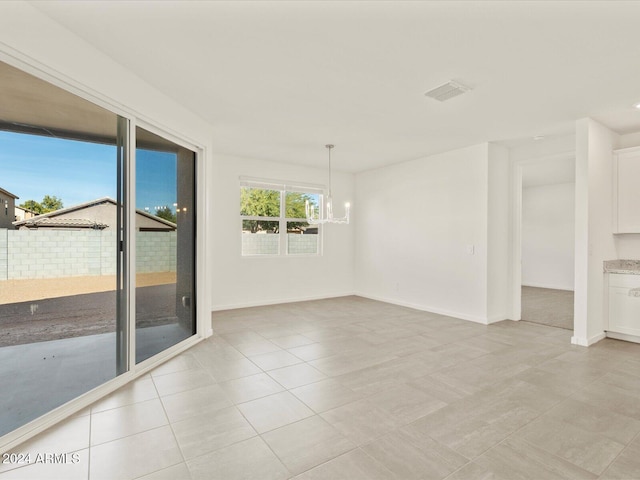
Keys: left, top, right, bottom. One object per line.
{"left": 12, "top": 197, "right": 176, "bottom": 231}
{"left": 0, "top": 187, "right": 18, "bottom": 229}
{"left": 13, "top": 205, "right": 37, "bottom": 223}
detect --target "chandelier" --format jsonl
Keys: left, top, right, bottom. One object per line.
{"left": 306, "top": 144, "right": 350, "bottom": 225}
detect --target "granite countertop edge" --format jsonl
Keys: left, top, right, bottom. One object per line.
{"left": 604, "top": 259, "right": 640, "bottom": 274}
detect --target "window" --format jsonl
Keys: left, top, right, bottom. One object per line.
{"left": 240, "top": 179, "right": 322, "bottom": 256}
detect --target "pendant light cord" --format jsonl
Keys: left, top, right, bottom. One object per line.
{"left": 326, "top": 144, "right": 333, "bottom": 199}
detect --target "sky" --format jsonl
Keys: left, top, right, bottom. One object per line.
{"left": 0, "top": 131, "right": 177, "bottom": 213}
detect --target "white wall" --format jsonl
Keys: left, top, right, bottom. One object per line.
{"left": 211, "top": 154, "right": 354, "bottom": 310}
{"left": 574, "top": 118, "right": 618, "bottom": 346}
{"left": 487, "top": 144, "right": 511, "bottom": 321}
{"left": 522, "top": 182, "right": 575, "bottom": 290}
{"left": 354, "top": 143, "right": 492, "bottom": 323}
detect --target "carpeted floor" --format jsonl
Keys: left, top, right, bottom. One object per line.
{"left": 521, "top": 286, "right": 574, "bottom": 330}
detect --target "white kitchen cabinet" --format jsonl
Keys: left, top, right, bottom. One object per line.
{"left": 608, "top": 273, "right": 640, "bottom": 340}
{"left": 613, "top": 147, "right": 640, "bottom": 234}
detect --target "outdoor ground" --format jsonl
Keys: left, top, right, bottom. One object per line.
{"left": 0, "top": 272, "right": 177, "bottom": 347}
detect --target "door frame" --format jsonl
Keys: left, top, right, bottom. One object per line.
{"left": 509, "top": 152, "right": 576, "bottom": 325}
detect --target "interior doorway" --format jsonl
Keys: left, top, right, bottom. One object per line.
{"left": 519, "top": 158, "right": 576, "bottom": 330}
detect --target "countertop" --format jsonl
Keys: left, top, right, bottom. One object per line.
{"left": 604, "top": 259, "right": 640, "bottom": 275}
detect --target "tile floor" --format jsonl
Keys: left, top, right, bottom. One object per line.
{"left": 2, "top": 295, "right": 640, "bottom": 479}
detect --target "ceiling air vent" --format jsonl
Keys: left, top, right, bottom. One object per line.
{"left": 424, "top": 80, "right": 471, "bottom": 102}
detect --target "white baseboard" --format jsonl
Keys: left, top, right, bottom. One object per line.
{"left": 486, "top": 313, "right": 509, "bottom": 324}
{"left": 571, "top": 331, "right": 606, "bottom": 346}
{"left": 211, "top": 291, "right": 356, "bottom": 312}
{"left": 354, "top": 292, "right": 490, "bottom": 325}
{"left": 605, "top": 331, "right": 640, "bottom": 344}
{"left": 522, "top": 283, "right": 574, "bottom": 292}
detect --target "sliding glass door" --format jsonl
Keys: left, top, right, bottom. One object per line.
{"left": 0, "top": 60, "right": 197, "bottom": 439}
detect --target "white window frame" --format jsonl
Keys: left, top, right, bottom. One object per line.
{"left": 240, "top": 177, "right": 323, "bottom": 257}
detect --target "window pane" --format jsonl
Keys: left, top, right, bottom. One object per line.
{"left": 242, "top": 220, "right": 279, "bottom": 255}
{"left": 241, "top": 187, "right": 280, "bottom": 217}
{"left": 287, "top": 221, "right": 318, "bottom": 255}
{"left": 286, "top": 191, "right": 319, "bottom": 219}
{"left": 0, "top": 60, "right": 123, "bottom": 437}
{"left": 135, "top": 127, "right": 196, "bottom": 364}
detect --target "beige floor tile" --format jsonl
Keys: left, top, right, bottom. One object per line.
{"left": 90, "top": 426, "right": 183, "bottom": 480}
{"left": 187, "top": 436, "right": 289, "bottom": 480}
{"left": 573, "top": 379, "right": 640, "bottom": 421}
{"left": 320, "top": 399, "right": 398, "bottom": 445}
{"left": 222, "top": 331, "right": 266, "bottom": 346}
{"left": 252, "top": 325, "right": 297, "bottom": 339}
{"left": 336, "top": 357, "right": 426, "bottom": 396}
{"left": 309, "top": 350, "right": 398, "bottom": 377}
{"left": 429, "top": 361, "right": 530, "bottom": 396}
{"left": 150, "top": 353, "right": 201, "bottom": 377}
{"left": 362, "top": 428, "right": 468, "bottom": 480}
{"left": 234, "top": 339, "right": 281, "bottom": 357}
{"left": 262, "top": 416, "right": 355, "bottom": 474}
{"left": 592, "top": 370, "right": 640, "bottom": 398}
{"left": 412, "top": 396, "right": 539, "bottom": 459}
{"left": 90, "top": 398, "right": 168, "bottom": 446}
{"left": 0, "top": 448, "right": 89, "bottom": 480}
{"left": 600, "top": 434, "right": 640, "bottom": 480}
{"left": 513, "top": 367, "right": 586, "bottom": 397}
{"left": 90, "top": 377, "right": 158, "bottom": 414}
{"left": 238, "top": 391, "right": 314, "bottom": 434}
{"left": 473, "top": 437, "right": 597, "bottom": 480}
{"left": 219, "top": 373, "right": 284, "bottom": 404}
{"left": 201, "top": 357, "right": 263, "bottom": 382}
{"left": 172, "top": 406, "right": 256, "bottom": 460}
{"left": 287, "top": 342, "right": 340, "bottom": 361}
{"left": 515, "top": 416, "right": 626, "bottom": 475}
{"left": 152, "top": 367, "right": 215, "bottom": 397}
{"left": 267, "top": 363, "right": 327, "bottom": 389}
{"left": 161, "top": 384, "right": 232, "bottom": 423}
{"left": 0, "top": 415, "right": 90, "bottom": 474}
{"left": 270, "top": 334, "right": 315, "bottom": 349}
{"left": 443, "top": 461, "right": 496, "bottom": 480}
{"left": 475, "top": 377, "right": 565, "bottom": 413}
{"left": 366, "top": 383, "right": 447, "bottom": 425}
{"left": 291, "top": 448, "right": 394, "bottom": 480}
{"left": 290, "top": 378, "right": 365, "bottom": 413}
{"left": 249, "top": 350, "right": 302, "bottom": 371}
{"left": 135, "top": 462, "right": 192, "bottom": 480}
{"left": 544, "top": 397, "right": 640, "bottom": 444}
{"left": 407, "top": 374, "right": 468, "bottom": 405}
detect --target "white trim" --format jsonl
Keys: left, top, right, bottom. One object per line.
{"left": 522, "top": 283, "right": 575, "bottom": 292}
{"left": 211, "top": 292, "right": 356, "bottom": 312}
{"left": 128, "top": 119, "right": 137, "bottom": 371}
{"left": 606, "top": 331, "right": 640, "bottom": 344}
{"left": 571, "top": 331, "right": 606, "bottom": 346}
{"left": 613, "top": 145, "right": 640, "bottom": 156}
{"left": 239, "top": 176, "right": 324, "bottom": 195}
{"left": 354, "top": 292, "right": 491, "bottom": 325}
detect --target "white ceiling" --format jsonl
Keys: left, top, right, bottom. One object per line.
{"left": 30, "top": 1, "right": 640, "bottom": 173}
